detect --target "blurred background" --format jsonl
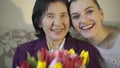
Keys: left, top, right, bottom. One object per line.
{"left": 0, "top": 0, "right": 120, "bottom": 68}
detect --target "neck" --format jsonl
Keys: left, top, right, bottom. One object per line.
{"left": 47, "top": 38, "right": 64, "bottom": 50}
{"left": 90, "top": 27, "right": 110, "bottom": 44}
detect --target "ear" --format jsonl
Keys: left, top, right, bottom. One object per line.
{"left": 100, "top": 8, "right": 104, "bottom": 20}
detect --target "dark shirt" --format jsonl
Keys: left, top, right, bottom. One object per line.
{"left": 13, "top": 36, "right": 101, "bottom": 68}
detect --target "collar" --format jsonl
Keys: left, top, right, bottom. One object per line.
{"left": 47, "top": 38, "right": 66, "bottom": 50}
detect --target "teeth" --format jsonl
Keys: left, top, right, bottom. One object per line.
{"left": 82, "top": 24, "right": 93, "bottom": 30}
{"left": 52, "top": 29, "right": 63, "bottom": 32}
{"left": 54, "top": 29, "right": 62, "bottom": 32}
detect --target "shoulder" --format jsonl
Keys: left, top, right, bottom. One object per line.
{"left": 67, "top": 37, "right": 96, "bottom": 48}
{"left": 13, "top": 38, "right": 46, "bottom": 60}
{"left": 15, "top": 38, "right": 46, "bottom": 53}
{"left": 17, "top": 39, "right": 41, "bottom": 49}
{"left": 66, "top": 36, "right": 99, "bottom": 53}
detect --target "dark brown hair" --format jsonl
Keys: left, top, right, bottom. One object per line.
{"left": 32, "top": 0, "right": 70, "bottom": 38}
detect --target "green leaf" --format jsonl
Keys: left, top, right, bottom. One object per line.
{"left": 37, "top": 50, "right": 41, "bottom": 61}
{"left": 27, "top": 52, "right": 32, "bottom": 64}
{"left": 27, "top": 52, "right": 37, "bottom": 68}
{"left": 31, "top": 57, "right": 37, "bottom": 68}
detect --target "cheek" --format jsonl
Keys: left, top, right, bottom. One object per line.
{"left": 72, "top": 20, "right": 79, "bottom": 27}
{"left": 64, "top": 19, "right": 70, "bottom": 27}
{"left": 72, "top": 22, "right": 80, "bottom": 31}
{"left": 92, "top": 13, "right": 103, "bottom": 22}
{"left": 41, "top": 22, "right": 51, "bottom": 33}
{"left": 42, "top": 19, "right": 53, "bottom": 28}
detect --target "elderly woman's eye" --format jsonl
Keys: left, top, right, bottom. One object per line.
{"left": 61, "top": 14, "right": 67, "bottom": 18}
{"left": 47, "top": 15, "right": 54, "bottom": 18}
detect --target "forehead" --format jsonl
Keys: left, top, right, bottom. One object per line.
{"left": 46, "top": 1, "right": 67, "bottom": 13}
{"left": 70, "top": 0, "right": 96, "bottom": 12}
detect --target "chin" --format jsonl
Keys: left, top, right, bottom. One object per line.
{"left": 82, "top": 33, "right": 93, "bottom": 39}
{"left": 52, "top": 36, "right": 65, "bottom": 41}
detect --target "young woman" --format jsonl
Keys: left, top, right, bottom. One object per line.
{"left": 13, "top": 0, "right": 101, "bottom": 68}
{"left": 69, "top": 0, "right": 120, "bottom": 68}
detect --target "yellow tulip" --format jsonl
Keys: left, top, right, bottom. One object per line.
{"left": 54, "top": 62, "right": 62, "bottom": 68}
{"left": 68, "top": 48, "right": 75, "bottom": 55}
{"left": 80, "top": 50, "right": 89, "bottom": 65}
{"left": 37, "top": 60, "right": 46, "bottom": 68}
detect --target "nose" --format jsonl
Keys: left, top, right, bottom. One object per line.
{"left": 80, "top": 14, "right": 89, "bottom": 25}
{"left": 53, "top": 16, "right": 62, "bottom": 26}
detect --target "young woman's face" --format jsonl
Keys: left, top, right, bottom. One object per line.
{"left": 70, "top": 0, "right": 104, "bottom": 39}
{"left": 41, "top": 2, "right": 70, "bottom": 41}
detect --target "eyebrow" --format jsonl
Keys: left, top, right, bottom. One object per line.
{"left": 60, "top": 12, "right": 68, "bottom": 15}
{"left": 46, "top": 13, "right": 54, "bottom": 16}
{"left": 71, "top": 13, "right": 78, "bottom": 16}
{"left": 85, "top": 6, "right": 94, "bottom": 11}
{"left": 71, "top": 6, "right": 94, "bottom": 16}
{"left": 46, "top": 12, "right": 67, "bottom": 16}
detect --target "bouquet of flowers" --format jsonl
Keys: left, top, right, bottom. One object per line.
{"left": 20, "top": 48, "right": 89, "bottom": 68}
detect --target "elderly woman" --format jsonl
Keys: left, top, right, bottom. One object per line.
{"left": 69, "top": 0, "right": 120, "bottom": 68}
{"left": 13, "top": 0, "right": 101, "bottom": 68}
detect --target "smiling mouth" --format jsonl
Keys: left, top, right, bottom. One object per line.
{"left": 81, "top": 23, "right": 95, "bottom": 30}
{"left": 51, "top": 28, "right": 64, "bottom": 34}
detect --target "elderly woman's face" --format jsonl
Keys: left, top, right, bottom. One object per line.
{"left": 70, "top": 0, "right": 104, "bottom": 39}
{"left": 41, "top": 1, "right": 70, "bottom": 41}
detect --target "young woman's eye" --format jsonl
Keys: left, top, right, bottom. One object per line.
{"left": 72, "top": 15, "right": 80, "bottom": 19}
{"left": 86, "top": 10, "right": 93, "bottom": 15}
